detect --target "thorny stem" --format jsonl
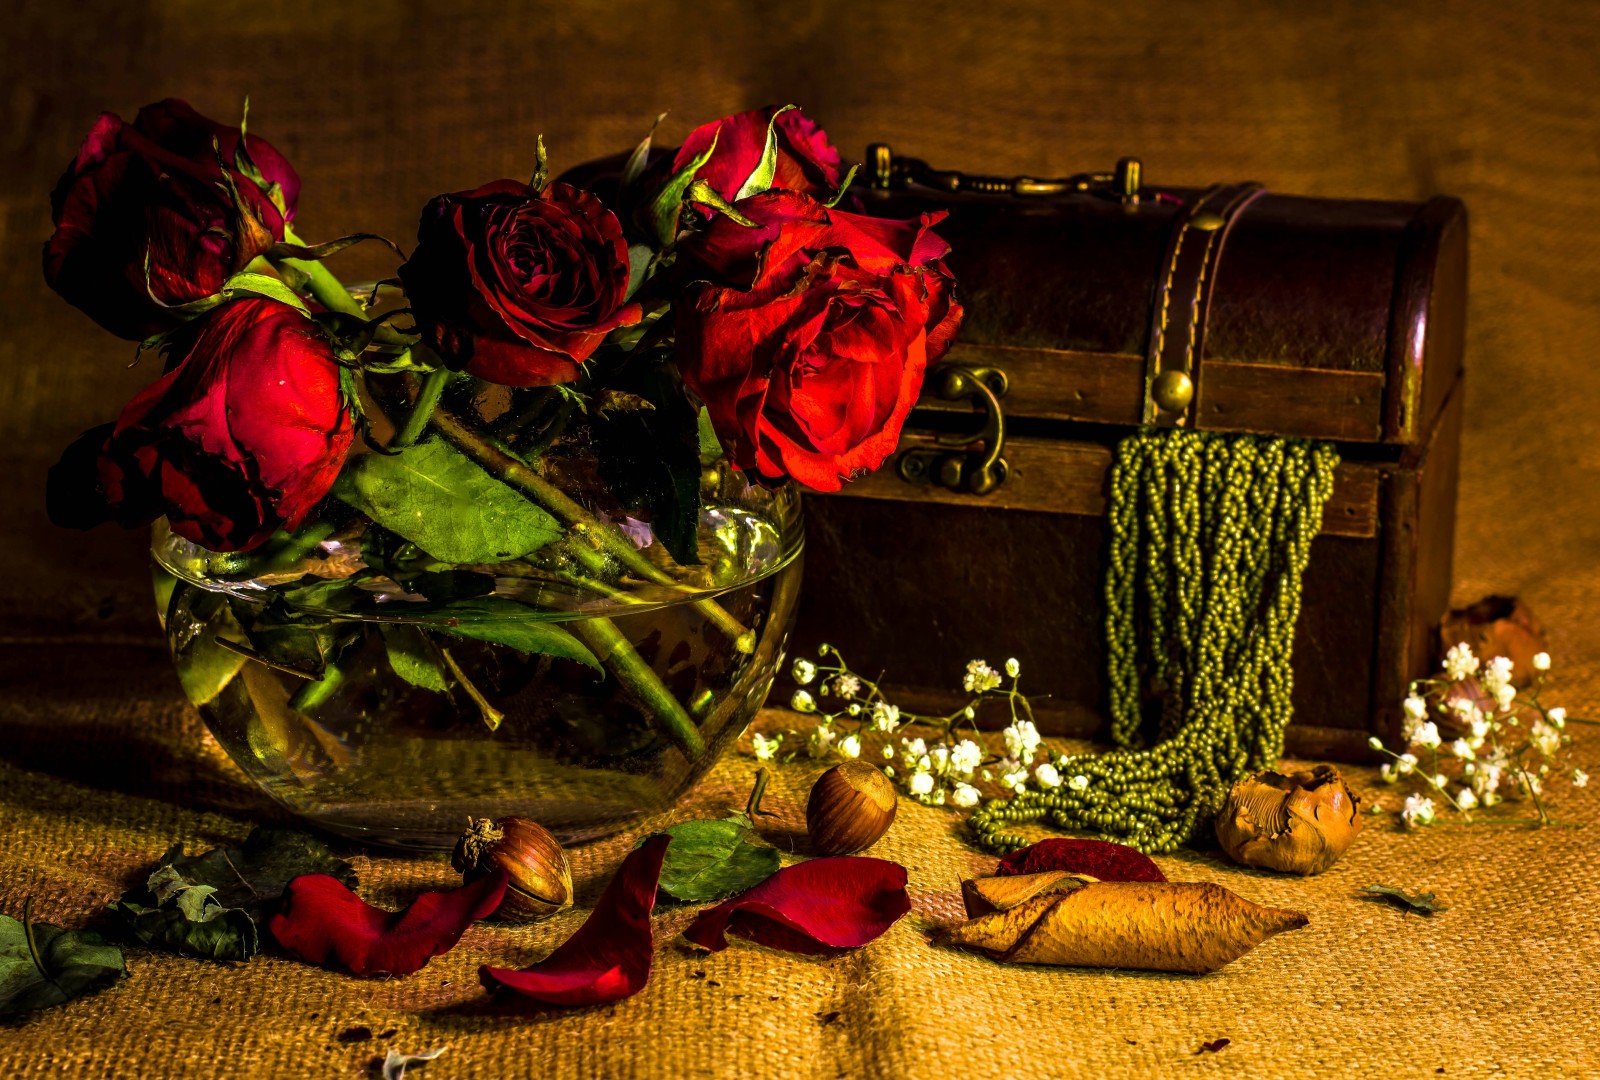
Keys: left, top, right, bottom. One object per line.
{"left": 568, "top": 616, "right": 704, "bottom": 758}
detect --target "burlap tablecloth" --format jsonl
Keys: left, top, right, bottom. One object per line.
{"left": 3, "top": 1, "right": 1599, "bottom": 1076}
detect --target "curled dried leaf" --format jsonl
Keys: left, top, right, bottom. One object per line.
{"left": 1438, "top": 595, "right": 1547, "bottom": 687}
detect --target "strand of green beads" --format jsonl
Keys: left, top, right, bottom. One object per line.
{"left": 967, "top": 430, "right": 1338, "bottom": 855}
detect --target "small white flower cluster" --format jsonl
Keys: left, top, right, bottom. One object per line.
{"left": 892, "top": 732, "right": 989, "bottom": 807}
{"left": 963, "top": 659, "right": 1004, "bottom": 694}
{"left": 1370, "top": 642, "right": 1587, "bottom": 828}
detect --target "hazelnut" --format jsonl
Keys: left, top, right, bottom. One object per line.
{"left": 806, "top": 761, "right": 898, "bottom": 855}
{"left": 1215, "top": 766, "right": 1362, "bottom": 875}
{"left": 452, "top": 815, "right": 573, "bottom": 922}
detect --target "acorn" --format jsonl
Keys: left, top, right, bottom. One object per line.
{"left": 451, "top": 816, "right": 573, "bottom": 922}
{"left": 806, "top": 761, "right": 898, "bottom": 855}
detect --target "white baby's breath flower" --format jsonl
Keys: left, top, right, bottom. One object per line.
{"left": 963, "top": 660, "right": 1003, "bottom": 694}
{"left": 1516, "top": 771, "right": 1545, "bottom": 797}
{"left": 1494, "top": 682, "right": 1517, "bottom": 710}
{"left": 1068, "top": 774, "right": 1090, "bottom": 793}
{"left": 1532, "top": 652, "right": 1551, "bottom": 672}
{"left": 1401, "top": 794, "right": 1436, "bottom": 828}
{"left": 1398, "top": 753, "right": 1418, "bottom": 776}
{"left": 791, "top": 658, "right": 817, "bottom": 685}
{"left": 1450, "top": 739, "right": 1475, "bottom": 760}
{"left": 751, "top": 732, "right": 781, "bottom": 761}
{"left": 1000, "top": 767, "right": 1030, "bottom": 793}
{"left": 883, "top": 765, "right": 895, "bottom": 778}
{"left": 847, "top": 703, "right": 862, "bottom": 717}
{"left": 963, "top": 705, "right": 976, "bottom": 721}
{"left": 1005, "top": 657, "right": 1021, "bottom": 679}
{"left": 1433, "top": 773, "right": 1449, "bottom": 789}
{"left": 1456, "top": 787, "right": 1479, "bottom": 811}
{"left": 1443, "top": 642, "right": 1480, "bottom": 682}
{"left": 928, "top": 746, "right": 951, "bottom": 775}
{"left": 1380, "top": 763, "right": 1399, "bottom": 783}
{"left": 1573, "top": 768, "right": 1589, "bottom": 789}
{"left": 1002, "top": 720, "right": 1042, "bottom": 763}
{"left": 908, "top": 771, "right": 935, "bottom": 797}
{"left": 932, "top": 789, "right": 946, "bottom": 806}
{"left": 882, "top": 743, "right": 895, "bottom": 760}
{"left": 1481, "top": 655, "right": 1514, "bottom": 696}
{"left": 832, "top": 674, "right": 862, "bottom": 700}
{"left": 837, "top": 733, "right": 861, "bottom": 760}
{"left": 791, "top": 689, "right": 816, "bottom": 714}
{"left": 950, "top": 740, "right": 983, "bottom": 777}
{"left": 915, "top": 754, "right": 932, "bottom": 774}
{"left": 1530, "top": 720, "right": 1562, "bottom": 758}
{"left": 950, "top": 783, "right": 981, "bottom": 809}
{"left": 1368, "top": 736, "right": 1385, "bottom": 751}
{"left": 1034, "top": 762, "right": 1063, "bottom": 789}
{"left": 1412, "top": 722, "right": 1441, "bottom": 750}
{"left": 1403, "top": 695, "right": 1428, "bottom": 721}
{"left": 870, "top": 701, "right": 902, "bottom": 732}
{"left": 1471, "top": 762, "right": 1503, "bottom": 796}
{"left": 807, "top": 725, "right": 835, "bottom": 759}
{"left": 1547, "top": 706, "right": 1567, "bottom": 730}
{"left": 900, "top": 737, "right": 927, "bottom": 760}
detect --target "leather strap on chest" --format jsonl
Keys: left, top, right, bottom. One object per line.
{"left": 1143, "top": 183, "right": 1266, "bottom": 427}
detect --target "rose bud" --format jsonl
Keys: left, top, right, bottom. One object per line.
{"left": 668, "top": 105, "right": 845, "bottom": 209}
{"left": 1437, "top": 596, "right": 1548, "bottom": 688}
{"left": 674, "top": 192, "right": 962, "bottom": 491}
{"left": 1215, "top": 766, "right": 1363, "bottom": 876}
{"left": 452, "top": 816, "right": 573, "bottom": 923}
{"left": 398, "top": 180, "right": 641, "bottom": 387}
{"left": 45, "top": 98, "right": 299, "bottom": 340}
{"left": 46, "top": 297, "right": 354, "bottom": 552}
{"left": 806, "top": 761, "right": 898, "bottom": 856}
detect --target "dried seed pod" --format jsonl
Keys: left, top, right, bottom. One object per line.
{"left": 1215, "top": 766, "right": 1363, "bottom": 876}
{"left": 947, "top": 878, "right": 1308, "bottom": 974}
{"left": 452, "top": 816, "right": 573, "bottom": 923}
{"left": 806, "top": 761, "right": 898, "bottom": 855}
{"left": 1437, "top": 595, "right": 1547, "bottom": 687}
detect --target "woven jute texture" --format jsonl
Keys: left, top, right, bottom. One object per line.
{"left": 3, "top": 0, "right": 1600, "bottom": 1076}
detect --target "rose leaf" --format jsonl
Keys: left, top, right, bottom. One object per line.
{"left": 268, "top": 872, "right": 506, "bottom": 977}
{"left": 645, "top": 128, "right": 720, "bottom": 246}
{"left": 682, "top": 856, "right": 910, "bottom": 953}
{"left": 332, "top": 437, "right": 563, "bottom": 565}
{"left": 1360, "top": 884, "right": 1447, "bottom": 916}
{"left": 995, "top": 838, "right": 1167, "bottom": 883}
{"left": 0, "top": 906, "right": 127, "bottom": 1016}
{"left": 481, "top": 834, "right": 670, "bottom": 1007}
{"left": 642, "top": 814, "right": 781, "bottom": 904}
{"left": 380, "top": 623, "right": 451, "bottom": 693}
{"left": 426, "top": 598, "right": 600, "bottom": 672}
{"left": 733, "top": 104, "right": 798, "bottom": 202}
{"left": 109, "top": 827, "right": 356, "bottom": 961}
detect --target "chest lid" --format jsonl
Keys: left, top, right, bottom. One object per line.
{"left": 862, "top": 147, "right": 1467, "bottom": 447}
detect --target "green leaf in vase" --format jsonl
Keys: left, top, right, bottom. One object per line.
{"left": 109, "top": 827, "right": 356, "bottom": 961}
{"left": 333, "top": 438, "right": 563, "bottom": 565}
{"left": 381, "top": 623, "right": 451, "bottom": 693}
{"left": 645, "top": 813, "right": 781, "bottom": 903}
{"left": 0, "top": 905, "right": 127, "bottom": 1016}
{"left": 429, "top": 598, "right": 601, "bottom": 672}
{"left": 164, "top": 580, "right": 248, "bottom": 705}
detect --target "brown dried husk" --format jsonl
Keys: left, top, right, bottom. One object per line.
{"left": 1214, "top": 765, "right": 1363, "bottom": 875}
{"left": 947, "top": 874, "right": 1309, "bottom": 975}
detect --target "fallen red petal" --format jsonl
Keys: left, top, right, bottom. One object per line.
{"left": 479, "top": 834, "right": 670, "bottom": 1008}
{"left": 994, "top": 838, "right": 1166, "bottom": 882}
{"left": 268, "top": 871, "right": 506, "bottom": 977}
{"left": 682, "top": 856, "right": 909, "bottom": 953}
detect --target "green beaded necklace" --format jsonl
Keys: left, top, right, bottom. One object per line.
{"left": 968, "top": 429, "right": 1339, "bottom": 854}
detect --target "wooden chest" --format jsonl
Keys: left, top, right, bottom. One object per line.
{"left": 793, "top": 148, "right": 1467, "bottom": 759}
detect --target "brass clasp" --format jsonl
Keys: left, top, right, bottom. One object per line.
{"left": 896, "top": 364, "right": 1009, "bottom": 495}
{"left": 868, "top": 143, "right": 1142, "bottom": 206}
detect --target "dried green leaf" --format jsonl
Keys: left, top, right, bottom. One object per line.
{"left": 110, "top": 828, "right": 356, "bottom": 960}
{"left": 620, "top": 112, "right": 667, "bottom": 192}
{"left": 733, "top": 104, "right": 797, "bottom": 201}
{"left": 333, "top": 438, "right": 563, "bottom": 564}
{"left": 0, "top": 906, "right": 126, "bottom": 1016}
{"left": 644, "top": 812, "right": 781, "bottom": 903}
{"left": 1360, "top": 884, "right": 1447, "bottom": 916}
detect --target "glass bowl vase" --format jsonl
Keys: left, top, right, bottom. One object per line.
{"left": 151, "top": 392, "right": 803, "bottom": 851}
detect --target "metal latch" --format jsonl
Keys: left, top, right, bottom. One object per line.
{"left": 895, "top": 364, "right": 1009, "bottom": 495}
{"left": 867, "top": 143, "right": 1143, "bottom": 206}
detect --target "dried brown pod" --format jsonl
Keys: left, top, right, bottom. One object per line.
{"left": 1438, "top": 595, "right": 1548, "bottom": 687}
{"left": 806, "top": 761, "right": 898, "bottom": 855}
{"left": 452, "top": 816, "right": 573, "bottom": 923}
{"left": 1214, "top": 766, "right": 1362, "bottom": 875}
{"left": 947, "top": 873, "right": 1308, "bottom": 974}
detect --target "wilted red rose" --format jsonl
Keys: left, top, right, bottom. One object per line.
{"left": 671, "top": 105, "right": 844, "bottom": 206}
{"left": 674, "top": 191, "right": 961, "bottom": 491}
{"left": 44, "top": 98, "right": 299, "bottom": 340}
{"left": 47, "top": 297, "right": 355, "bottom": 552}
{"left": 398, "top": 180, "right": 641, "bottom": 387}
{"left": 994, "top": 839, "right": 1167, "bottom": 882}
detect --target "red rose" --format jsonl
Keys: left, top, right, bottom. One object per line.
{"left": 674, "top": 192, "right": 961, "bottom": 491}
{"left": 44, "top": 99, "right": 298, "bottom": 340}
{"left": 671, "top": 106, "right": 844, "bottom": 206}
{"left": 47, "top": 298, "right": 354, "bottom": 552}
{"left": 398, "top": 180, "right": 641, "bottom": 386}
